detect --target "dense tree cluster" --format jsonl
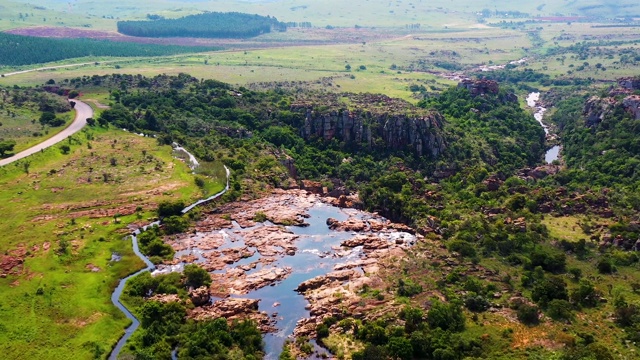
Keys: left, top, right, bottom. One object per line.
{"left": 0, "top": 33, "right": 217, "bottom": 66}
{"left": 124, "top": 269, "right": 263, "bottom": 359}
{"left": 550, "top": 94, "right": 640, "bottom": 191}
{"left": 117, "top": 12, "right": 286, "bottom": 38}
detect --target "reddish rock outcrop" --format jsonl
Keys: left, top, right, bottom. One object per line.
{"left": 189, "top": 286, "right": 211, "bottom": 307}
{"left": 190, "top": 298, "right": 276, "bottom": 332}
{"left": 457, "top": 78, "right": 499, "bottom": 96}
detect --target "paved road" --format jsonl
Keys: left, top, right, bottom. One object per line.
{"left": 0, "top": 100, "right": 92, "bottom": 167}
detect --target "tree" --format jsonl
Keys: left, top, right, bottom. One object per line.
{"left": 547, "top": 299, "right": 574, "bottom": 321}
{"left": 39, "top": 111, "right": 56, "bottom": 125}
{"left": 570, "top": 280, "right": 599, "bottom": 308}
{"left": 387, "top": 337, "right": 413, "bottom": 360}
{"left": 60, "top": 144, "right": 71, "bottom": 154}
{"left": 517, "top": 303, "right": 539, "bottom": 325}
{"left": 162, "top": 215, "right": 188, "bottom": 235}
{"left": 0, "top": 140, "right": 16, "bottom": 157}
{"left": 352, "top": 345, "right": 387, "bottom": 360}
{"left": 345, "top": 64, "right": 351, "bottom": 71}
{"left": 427, "top": 299, "right": 465, "bottom": 332}
{"left": 157, "top": 201, "right": 185, "bottom": 217}
{"left": 183, "top": 264, "right": 212, "bottom": 288}
{"left": 532, "top": 275, "right": 568, "bottom": 307}
{"left": 399, "top": 306, "right": 423, "bottom": 333}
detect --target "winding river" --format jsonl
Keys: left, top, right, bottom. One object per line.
{"left": 108, "top": 158, "right": 230, "bottom": 360}
{"left": 526, "top": 92, "right": 560, "bottom": 164}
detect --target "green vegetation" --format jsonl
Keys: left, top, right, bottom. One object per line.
{"left": 122, "top": 267, "right": 263, "bottom": 359}
{"left": 0, "top": 127, "right": 203, "bottom": 359}
{"left": 117, "top": 12, "right": 286, "bottom": 38}
{"left": 3, "top": 1, "right": 640, "bottom": 359}
{"left": 0, "top": 33, "right": 219, "bottom": 66}
{"left": 0, "top": 85, "right": 72, "bottom": 152}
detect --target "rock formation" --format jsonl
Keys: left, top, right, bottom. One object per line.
{"left": 583, "top": 96, "right": 617, "bottom": 127}
{"left": 617, "top": 76, "right": 640, "bottom": 91}
{"left": 293, "top": 94, "right": 446, "bottom": 157}
{"left": 457, "top": 78, "right": 500, "bottom": 96}
{"left": 622, "top": 95, "right": 640, "bottom": 120}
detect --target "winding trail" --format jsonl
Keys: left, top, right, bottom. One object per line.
{"left": 108, "top": 164, "right": 230, "bottom": 360}
{"left": 0, "top": 99, "right": 92, "bottom": 167}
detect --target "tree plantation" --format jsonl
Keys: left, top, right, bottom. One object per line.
{"left": 117, "top": 12, "right": 286, "bottom": 39}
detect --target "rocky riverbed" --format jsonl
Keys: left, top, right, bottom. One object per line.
{"left": 151, "top": 189, "right": 421, "bottom": 359}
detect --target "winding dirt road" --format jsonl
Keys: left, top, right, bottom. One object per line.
{"left": 1, "top": 62, "right": 98, "bottom": 77}
{"left": 0, "top": 100, "right": 92, "bottom": 167}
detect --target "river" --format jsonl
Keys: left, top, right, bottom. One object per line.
{"left": 107, "top": 145, "right": 414, "bottom": 360}
{"left": 108, "top": 160, "right": 230, "bottom": 360}
{"left": 154, "top": 198, "right": 415, "bottom": 359}
{"left": 526, "top": 92, "right": 560, "bottom": 164}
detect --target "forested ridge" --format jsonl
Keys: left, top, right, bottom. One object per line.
{"left": 547, "top": 89, "right": 640, "bottom": 206}
{"left": 0, "top": 33, "right": 218, "bottom": 66}
{"left": 88, "top": 74, "right": 545, "bottom": 227}
{"left": 117, "top": 12, "right": 286, "bottom": 38}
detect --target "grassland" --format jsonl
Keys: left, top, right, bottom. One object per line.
{"left": 0, "top": 103, "right": 73, "bottom": 153}
{"left": 0, "top": 26, "right": 530, "bottom": 102}
{"left": 8, "top": 0, "right": 640, "bottom": 29}
{"left": 0, "top": 125, "right": 208, "bottom": 359}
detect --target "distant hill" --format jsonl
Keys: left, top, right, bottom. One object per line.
{"left": 117, "top": 12, "right": 286, "bottom": 39}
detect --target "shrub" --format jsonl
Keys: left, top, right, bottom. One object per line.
{"left": 532, "top": 275, "right": 568, "bottom": 307}
{"left": 183, "top": 264, "right": 212, "bottom": 288}
{"left": 517, "top": 304, "right": 539, "bottom": 325}
{"left": 547, "top": 299, "right": 574, "bottom": 321}
{"left": 397, "top": 278, "right": 422, "bottom": 297}
{"left": 253, "top": 211, "right": 268, "bottom": 222}
{"left": 597, "top": 258, "right": 615, "bottom": 274}
{"left": 465, "top": 294, "right": 490, "bottom": 312}
{"left": 157, "top": 200, "right": 185, "bottom": 217}
{"left": 316, "top": 324, "right": 329, "bottom": 339}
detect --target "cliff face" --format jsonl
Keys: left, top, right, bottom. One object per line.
{"left": 295, "top": 105, "right": 446, "bottom": 158}
{"left": 583, "top": 78, "right": 640, "bottom": 126}
{"left": 583, "top": 96, "right": 617, "bottom": 127}
{"left": 617, "top": 77, "right": 640, "bottom": 91}
{"left": 622, "top": 95, "right": 640, "bottom": 120}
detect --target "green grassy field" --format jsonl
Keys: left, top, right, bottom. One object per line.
{"left": 0, "top": 126, "right": 208, "bottom": 359}
{"left": 0, "top": 101, "right": 74, "bottom": 154}
{"left": 7, "top": 0, "right": 640, "bottom": 29}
